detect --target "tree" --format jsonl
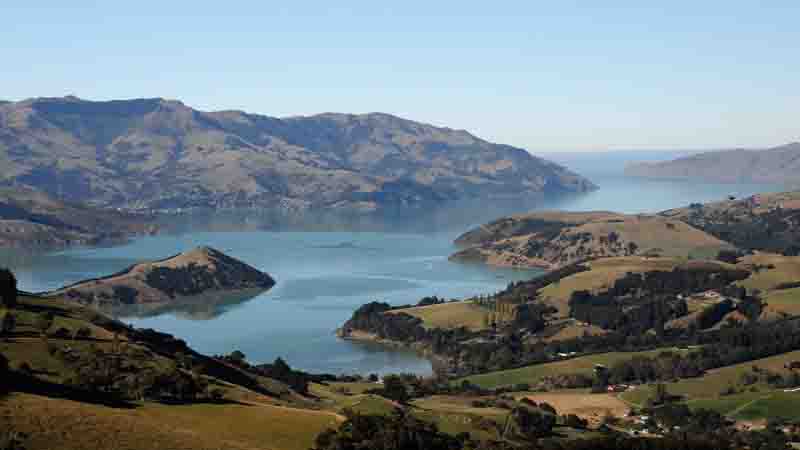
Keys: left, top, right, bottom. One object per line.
{"left": 1, "top": 313, "right": 16, "bottom": 341}
{"left": 0, "top": 352, "right": 9, "bottom": 395}
{"left": 209, "top": 388, "right": 225, "bottom": 402}
{"left": 380, "top": 375, "right": 409, "bottom": 403}
{"left": 649, "top": 383, "right": 670, "bottom": 406}
{"left": 563, "top": 413, "right": 588, "bottom": 429}
{"left": 228, "top": 350, "right": 246, "bottom": 365}
{"left": 73, "top": 326, "right": 92, "bottom": 341}
{"left": 717, "top": 250, "right": 741, "bottom": 264}
{"left": 511, "top": 406, "right": 556, "bottom": 439}
{"left": 0, "top": 269, "right": 17, "bottom": 308}
{"left": 34, "top": 313, "right": 54, "bottom": 343}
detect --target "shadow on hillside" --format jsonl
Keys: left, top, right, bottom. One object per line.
{"left": 156, "top": 397, "right": 252, "bottom": 407}
{"left": 6, "top": 372, "right": 138, "bottom": 409}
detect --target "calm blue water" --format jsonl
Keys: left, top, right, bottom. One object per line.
{"left": 5, "top": 231, "right": 539, "bottom": 376}
{"left": 2, "top": 152, "right": 788, "bottom": 375}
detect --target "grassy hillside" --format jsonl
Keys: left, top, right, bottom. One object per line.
{"left": 47, "top": 246, "right": 275, "bottom": 313}
{"left": 0, "top": 293, "right": 344, "bottom": 450}
{"left": 388, "top": 301, "right": 490, "bottom": 331}
{"left": 459, "top": 349, "right": 688, "bottom": 390}
{"left": 451, "top": 211, "right": 731, "bottom": 270}
{"left": 536, "top": 257, "right": 685, "bottom": 317}
{"left": 0, "top": 186, "right": 156, "bottom": 249}
{"left": 0, "top": 392, "right": 341, "bottom": 450}
{"left": 661, "top": 191, "right": 800, "bottom": 255}
{"left": 622, "top": 351, "right": 800, "bottom": 407}
{"left": 0, "top": 97, "right": 594, "bottom": 214}
{"left": 625, "top": 143, "right": 800, "bottom": 184}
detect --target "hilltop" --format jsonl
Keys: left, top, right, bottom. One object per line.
{"left": 0, "top": 289, "right": 349, "bottom": 450}
{"left": 450, "top": 211, "right": 731, "bottom": 269}
{"left": 624, "top": 142, "right": 800, "bottom": 184}
{"left": 47, "top": 246, "right": 275, "bottom": 315}
{"left": 660, "top": 191, "right": 800, "bottom": 255}
{"left": 0, "top": 97, "right": 595, "bottom": 213}
{"left": 451, "top": 190, "right": 800, "bottom": 270}
{"left": 0, "top": 185, "right": 156, "bottom": 248}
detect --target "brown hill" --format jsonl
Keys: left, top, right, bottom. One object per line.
{"left": 660, "top": 191, "right": 800, "bottom": 255}
{"left": 48, "top": 246, "right": 275, "bottom": 312}
{"left": 624, "top": 142, "right": 800, "bottom": 184}
{"left": 451, "top": 211, "right": 730, "bottom": 269}
{"left": 0, "top": 292, "right": 341, "bottom": 450}
{"left": 0, "top": 185, "right": 156, "bottom": 248}
{"left": 0, "top": 97, "right": 595, "bottom": 213}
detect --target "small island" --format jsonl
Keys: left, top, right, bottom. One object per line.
{"left": 48, "top": 246, "right": 276, "bottom": 315}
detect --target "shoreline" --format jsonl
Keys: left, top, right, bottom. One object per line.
{"left": 337, "top": 329, "right": 451, "bottom": 376}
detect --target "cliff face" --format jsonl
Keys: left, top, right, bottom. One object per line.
{"left": 0, "top": 97, "right": 595, "bottom": 213}
{"left": 51, "top": 246, "right": 275, "bottom": 309}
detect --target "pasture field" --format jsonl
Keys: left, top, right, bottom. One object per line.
{"left": 620, "top": 350, "right": 800, "bottom": 421}
{"left": 763, "top": 287, "right": 800, "bottom": 317}
{"left": 411, "top": 395, "right": 510, "bottom": 441}
{"left": 388, "top": 300, "right": 489, "bottom": 331}
{"left": 731, "top": 391, "right": 800, "bottom": 421}
{"left": 460, "top": 348, "right": 689, "bottom": 389}
{"left": 515, "top": 391, "right": 630, "bottom": 426}
{"left": 537, "top": 257, "right": 684, "bottom": 316}
{"left": 735, "top": 253, "right": 800, "bottom": 317}
{"left": 737, "top": 254, "right": 800, "bottom": 292}
{"left": 0, "top": 392, "right": 342, "bottom": 450}
{"left": 688, "top": 390, "right": 800, "bottom": 422}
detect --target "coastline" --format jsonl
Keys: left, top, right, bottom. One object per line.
{"left": 337, "top": 328, "right": 451, "bottom": 375}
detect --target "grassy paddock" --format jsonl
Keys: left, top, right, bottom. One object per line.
{"left": 620, "top": 350, "right": 800, "bottom": 419}
{"left": 460, "top": 348, "right": 688, "bottom": 390}
{"left": 389, "top": 301, "right": 489, "bottom": 331}
{"left": 537, "top": 257, "right": 683, "bottom": 316}
{"left": 0, "top": 393, "right": 342, "bottom": 450}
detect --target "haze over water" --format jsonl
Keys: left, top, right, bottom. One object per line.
{"left": 3, "top": 153, "right": 786, "bottom": 375}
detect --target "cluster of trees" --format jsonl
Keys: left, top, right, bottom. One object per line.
{"left": 493, "top": 263, "right": 591, "bottom": 305}
{"left": 0, "top": 353, "right": 9, "bottom": 396}
{"left": 589, "top": 317, "right": 800, "bottom": 390}
{"left": 344, "top": 261, "right": 797, "bottom": 379}
{"left": 638, "top": 393, "right": 793, "bottom": 449}
{"left": 312, "top": 408, "right": 791, "bottom": 450}
{"left": 417, "top": 296, "right": 446, "bottom": 307}
{"left": 255, "top": 357, "right": 312, "bottom": 395}
{"left": 46, "top": 336, "right": 211, "bottom": 403}
{"left": 684, "top": 203, "right": 800, "bottom": 255}
{"left": 0, "top": 430, "right": 26, "bottom": 450}
{"left": 568, "top": 265, "right": 751, "bottom": 332}
{"left": 143, "top": 255, "right": 273, "bottom": 299}
{"left": 313, "top": 410, "right": 467, "bottom": 450}
{"left": 0, "top": 268, "right": 17, "bottom": 308}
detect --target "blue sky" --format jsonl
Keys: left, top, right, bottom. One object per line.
{"left": 3, "top": 1, "right": 798, "bottom": 151}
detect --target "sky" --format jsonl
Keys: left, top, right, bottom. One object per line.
{"left": 3, "top": 1, "right": 799, "bottom": 152}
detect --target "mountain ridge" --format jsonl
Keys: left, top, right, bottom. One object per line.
{"left": 0, "top": 185, "right": 156, "bottom": 248}
{"left": 624, "top": 142, "right": 800, "bottom": 184}
{"left": 0, "top": 96, "right": 595, "bottom": 213}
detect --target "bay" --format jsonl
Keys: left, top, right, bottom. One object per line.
{"left": 2, "top": 152, "right": 787, "bottom": 376}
